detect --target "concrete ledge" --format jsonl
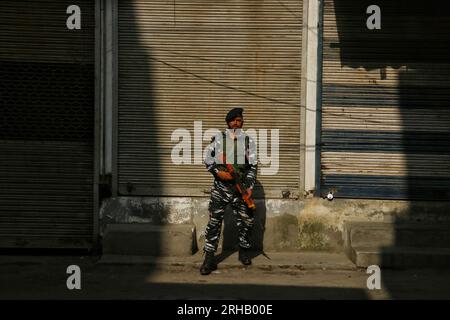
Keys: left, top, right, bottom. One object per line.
{"left": 102, "top": 224, "right": 196, "bottom": 257}
{"left": 344, "top": 221, "right": 450, "bottom": 250}
{"left": 353, "top": 246, "right": 450, "bottom": 268}
{"left": 344, "top": 221, "right": 450, "bottom": 268}
{"left": 100, "top": 196, "right": 304, "bottom": 253}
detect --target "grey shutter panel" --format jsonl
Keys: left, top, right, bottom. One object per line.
{"left": 118, "top": 0, "right": 303, "bottom": 199}
{"left": 321, "top": 0, "right": 450, "bottom": 199}
{"left": 0, "top": 0, "right": 95, "bottom": 248}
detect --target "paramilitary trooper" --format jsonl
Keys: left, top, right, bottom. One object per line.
{"left": 200, "top": 107, "right": 258, "bottom": 275}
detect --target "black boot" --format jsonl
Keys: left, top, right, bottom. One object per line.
{"left": 238, "top": 247, "right": 252, "bottom": 266}
{"left": 200, "top": 252, "right": 217, "bottom": 275}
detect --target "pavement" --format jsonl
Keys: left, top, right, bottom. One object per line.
{"left": 1, "top": 251, "right": 450, "bottom": 300}
{"left": 99, "top": 250, "right": 358, "bottom": 271}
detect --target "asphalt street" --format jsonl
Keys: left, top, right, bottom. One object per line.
{"left": 1, "top": 254, "right": 449, "bottom": 300}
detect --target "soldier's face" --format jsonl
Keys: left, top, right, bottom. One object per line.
{"left": 227, "top": 116, "right": 243, "bottom": 129}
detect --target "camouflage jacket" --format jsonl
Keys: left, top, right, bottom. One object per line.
{"left": 204, "top": 129, "right": 257, "bottom": 190}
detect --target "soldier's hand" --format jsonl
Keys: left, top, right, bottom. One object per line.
{"left": 246, "top": 188, "right": 253, "bottom": 198}
{"left": 217, "top": 170, "right": 233, "bottom": 181}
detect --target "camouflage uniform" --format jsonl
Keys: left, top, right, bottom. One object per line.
{"left": 203, "top": 129, "right": 257, "bottom": 253}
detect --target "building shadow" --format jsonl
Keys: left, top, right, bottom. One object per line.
{"left": 329, "top": 0, "right": 450, "bottom": 197}
{"left": 0, "top": 0, "right": 381, "bottom": 300}
{"left": 0, "top": 0, "right": 95, "bottom": 251}
{"left": 328, "top": 0, "right": 450, "bottom": 298}
{"left": 99, "top": 0, "right": 165, "bottom": 265}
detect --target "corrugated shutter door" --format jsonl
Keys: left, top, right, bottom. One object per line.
{"left": 321, "top": 0, "right": 450, "bottom": 199}
{"left": 0, "top": 0, "right": 95, "bottom": 248}
{"left": 118, "top": 0, "right": 303, "bottom": 199}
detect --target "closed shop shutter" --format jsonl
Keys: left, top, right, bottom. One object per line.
{"left": 321, "top": 0, "right": 450, "bottom": 199}
{"left": 118, "top": 0, "right": 303, "bottom": 199}
{"left": 0, "top": 0, "right": 95, "bottom": 248}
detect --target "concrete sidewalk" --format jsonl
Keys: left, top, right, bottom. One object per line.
{"left": 0, "top": 251, "right": 358, "bottom": 271}
{"left": 99, "top": 251, "right": 358, "bottom": 271}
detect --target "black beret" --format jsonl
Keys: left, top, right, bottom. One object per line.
{"left": 225, "top": 107, "right": 243, "bottom": 122}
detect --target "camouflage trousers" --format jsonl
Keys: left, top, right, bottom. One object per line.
{"left": 204, "top": 180, "right": 254, "bottom": 253}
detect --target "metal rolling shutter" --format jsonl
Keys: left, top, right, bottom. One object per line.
{"left": 0, "top": 0, "right": 95, "bottom": 248}
{"left": 321, "top": 0, "right": 450, "bottom": 199}
{"left": 118, "top": 0, "right": 303, "bottom": 198}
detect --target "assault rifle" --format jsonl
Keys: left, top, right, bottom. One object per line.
{"left": 225, "top": 163, "right": 256, "bottom": 211}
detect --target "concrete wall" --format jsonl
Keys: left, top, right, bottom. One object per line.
{"left": 99, "top": 196, "right": 450, "bottom": 254}
{"left": 100, "top": 196, "right": 304, "bottom": 253}
{"left": 299, "top": 197, "right": 450, "bottom": 251}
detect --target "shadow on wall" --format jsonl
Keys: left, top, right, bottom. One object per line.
{"left": 328, "top": 0, "right": 450, "bottom": 200}
{"left": 218, "top": 180, "right": 266, "bottom": 263}
{"left": 330, "top": 0, "right": 450, "bottom": 298}
{"left": 100, "top": 1, "right": 164, "bottom": 265}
